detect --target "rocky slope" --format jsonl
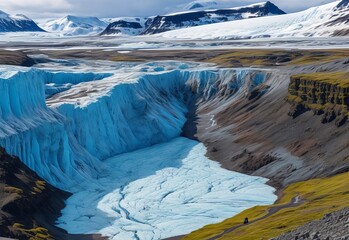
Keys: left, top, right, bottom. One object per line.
{"left": 100, "top": 17, "right": 149, "bottom": 36}
{"left": 287, "top": 72, "right": 349, "bottom": 126}
{"left": 0, "top": 50, "right": 34, "bottom": 66}
{"left": 0, "top": 147, "right": 104, "bottom": 240}
{"left": 0, "top": 10, "right": 44, "bottom": 32}
{"left": 189, "top": 57, "right": 349, "bottom": 188}
{"left": 274, "top": 207, "right": 349, "bottom": 240}
{"left": 171, "top": 53, "right": 349, "bottom": 240}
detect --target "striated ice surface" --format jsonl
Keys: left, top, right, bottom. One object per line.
{"left": 58, "top": 137, "right": 276, "bottom": 240}
{"left": 0, "top": 61, "right": 275, "bottom": 239}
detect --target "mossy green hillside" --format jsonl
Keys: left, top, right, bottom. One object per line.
{"left": 183, "top": 172, "right": 349, "bottom": 240}
{"left": 288, "top": 72, "right": 349, "bottom": 123}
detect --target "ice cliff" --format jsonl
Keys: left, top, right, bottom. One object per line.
{"left": 0, "top": 64, "right": 266, "bottom": 189}
{"left": 0, "top": 63, "right": 275, "bottom": 240}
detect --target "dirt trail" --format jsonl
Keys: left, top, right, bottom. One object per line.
{"left": 207, "top": 196, "right": 303, "bottom": 240}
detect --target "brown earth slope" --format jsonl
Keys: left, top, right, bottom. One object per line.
{"left": 0, "top": 50, "right": 34, "bottom": 66}
{"left": 0, "top": 147, "right": 105, "bottom": 240}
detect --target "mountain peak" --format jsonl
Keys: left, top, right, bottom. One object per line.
{"left": 184, "top": 0, "right": 218, "bottom": 11}
{"left": 0, "top": 10, "right": 44, "bottom": 32}
{"left": 336, "top": 0, "right": 349, "bottom": 8}
{"left": 41, "top": 15, "right": 107, "bottom": 36}
{"left": 260, "top": 1, "right": 286, "bottom": 14}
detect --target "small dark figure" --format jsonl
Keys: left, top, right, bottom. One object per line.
{"left": 244, "top": 217, "right": 249, "bottom": 224}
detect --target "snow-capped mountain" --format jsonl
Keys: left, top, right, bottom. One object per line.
{"left": 100, "top": 17, "right": 150, "bottom": 36}
{"left": 184, "top": 0, "right": 218, "bottom": 10}
{"left": 159, "top": 0, "right": 349, "bottom": 39}
{"left": 0, "top": 10, "right": 44, "bottom": 32}
{"left": 40, "top": 15, "right": 108, "bottom": 36}
{"left": 101, "top": 1, "right": 285, "bottom": 36}
{"left": 141, "top": 1, "right": 285, "bottom": 35}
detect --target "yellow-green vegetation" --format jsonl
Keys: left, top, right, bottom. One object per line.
{"left": 206, "top": 50, "right": 299, "bottom": 67}
{"left": 205, "top": 49, "right": 349, "bottom": 67}
{"left": 13, "top": 223, "right": 25, "bottom": 228}
{"left": 4, "top": 186, "right": 23, "bottom": 195}
{"left": 287, "top": 71, "right": 349, "bottom": 121}
{"left": 12, "top": 224, "right": 53, "bottom": 240}
{"left": 31, "top": 180, "right": 46, "bottom": 195}
{"left": 92, "top": 48, "right": 349, "bottom": 67}
{"left": 111, "top": 54, "right": 143, "bottom": 62}
{"left": 288, "top": 50, "right": 349, "bottom": 66}
{"left": 33, "top": 180, "right": 46, "bottom": 193}
{"left": 183, "top": 172, "right": 349, "bottom": 240}
{"left": 292, "top": 72, "right": 349, "bottom": 88}
{"left": 33, "top": 187, "right": 42, "bottom": 194}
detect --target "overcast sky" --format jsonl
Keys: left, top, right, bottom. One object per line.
{"left": 0, "top": 0, "right": 336, "bottom": 19}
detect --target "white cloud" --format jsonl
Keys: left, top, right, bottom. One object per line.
{"left": 0, "top": 0, "right": 72, "bottom": 18}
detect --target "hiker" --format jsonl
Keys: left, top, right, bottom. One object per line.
{"left": 244, "top": 217, "right": 249, "bottom": 224}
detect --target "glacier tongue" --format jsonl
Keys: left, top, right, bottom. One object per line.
{"left": 0, "top": 61, "right": 275, "bottom": 239}
{"left": 58, "top": 137, "right": 276, "bottom": 240}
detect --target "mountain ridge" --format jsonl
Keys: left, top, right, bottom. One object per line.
{"left": 101, "top": 1, "right": 285, "bottom": 36}
{"left": 159, "top": 0, "right": 349, "bottom": 39}
{"left": 40, "top": 15, "right": 107, "bottom": 36}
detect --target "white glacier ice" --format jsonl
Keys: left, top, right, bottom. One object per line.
{"left": 0, "top": 61, "right": 276, "bottom": 239}
{"left": 58, "top": 137, "right": 276, "bottom": 240}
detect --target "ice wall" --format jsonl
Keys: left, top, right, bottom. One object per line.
{"left": 44, "top": 71, "right": 112, "bottom": 97}
{"left": 0, "top": 66, "right": 266, "bottom": 189}
{"left": 0, "top": 69, "right": 104, "bottom": 187}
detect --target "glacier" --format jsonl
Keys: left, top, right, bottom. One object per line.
{"left": 0, "top": 61, "right": 276, "bottom": 239}
{"left": 57, "top": 137, "right": 276, "bottom": 240}
{"left": 159, "top": 0, "right": 349, "bottom": 39}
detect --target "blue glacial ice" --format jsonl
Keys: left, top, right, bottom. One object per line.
{"left": 0, "top": 62, "right": 275, "bottom": 239}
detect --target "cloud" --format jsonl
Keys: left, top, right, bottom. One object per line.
{"left": 0, "top": 0, "right": 72, "bottom": 18}
{"left": 0, "top": 0, "right": 337, "bottom": 19}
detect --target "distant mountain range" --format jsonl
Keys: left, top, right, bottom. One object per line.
{"left": 101, "top": 1, "right": 286, "bottom": 36}
{"left": 1, "top": 0, "right": 349, "bottom": 38}
{"left": 36, "top": 1, "right": 286, "bottom": 37}
{"left": 139, "top": 1, "right": 285, "bottom": 35}
{"left": 0, "top": 10, "right": 43, "bottom": 32}
{"left": 159, "top": 0, "right": 349, "bottom": 39}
